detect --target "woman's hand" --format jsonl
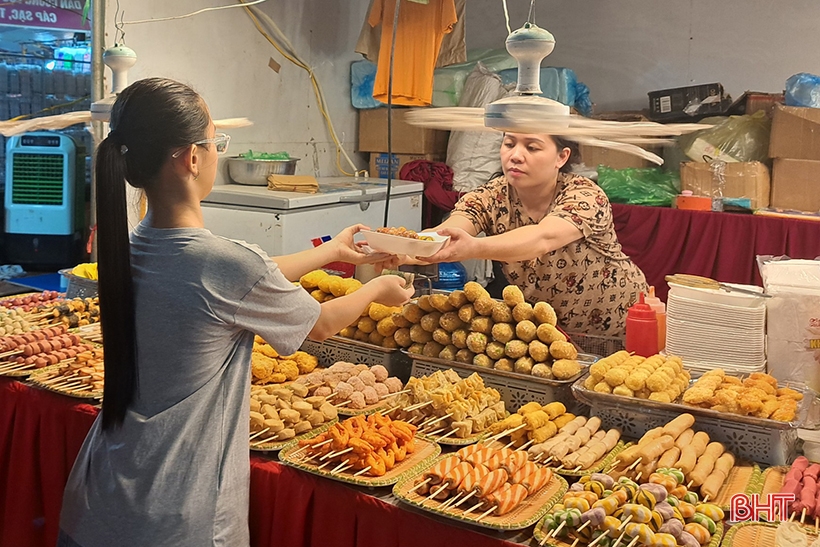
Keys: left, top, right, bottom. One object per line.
{"left": 327, "top": 224, "right": 390, "bottom": 265}
{"left": 364, "top": 275, "right": 415, "bottom": 307}
{"left": 419, "top": 227, "right": 481, "bottom": 263}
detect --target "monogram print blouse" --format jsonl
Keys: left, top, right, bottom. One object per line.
{"left": 452, "top": 173, "right": 648, "bottom": 337}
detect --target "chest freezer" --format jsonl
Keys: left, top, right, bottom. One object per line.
{"left": 201, "top": 177, "right": 424, "bottom": 256}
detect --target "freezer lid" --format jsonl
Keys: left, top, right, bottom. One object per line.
{"left": 203, "top": 176, "right": 424, "bottom": 210}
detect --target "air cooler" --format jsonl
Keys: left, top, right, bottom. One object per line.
{"left": 4, "top": 131, "right": 85, "bottom": 268}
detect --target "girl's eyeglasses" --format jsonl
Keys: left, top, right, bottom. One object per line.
{"left": 173, "top": 133, "right": 231, "bottom": 157}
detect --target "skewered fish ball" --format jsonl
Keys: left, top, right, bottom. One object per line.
{"left": 335, "top": 382, "right": 354, "bottom": 399}
{"left": 371, "top": 365, "right": 389, "bottom": 382}
{"left": 362, "top": 386, "right": 379, "bottom": 405}
{"left": 349, "top": 391, "right": 366, "bottom": 409}
{"left": 384, "top": 377, "right": 403, "bottom": 393}
{"left": 374, "top": 383, "right": 390, "bottom": 398}
{"left": 515, "top": 320, "right": 537, "bottom": 342}
{"left": 503, "top": 285, "right": 526, "bottom": 307}
{"left": 492, "top": 323, "right": 515, "bottom": 343}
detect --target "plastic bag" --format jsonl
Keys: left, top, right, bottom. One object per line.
{"left": 350, "top": 60, "right": 382, "bottom": 109}
{"left": 597, "top": 166, "right": 680, "bottom": 207}
{"left": 678, "top": 111, "right": 771, "bottom": 163}
{"left": 432, "top": 48, "right": 518, "bottom": 107}
{"left": 785, "top": 72, "right": 820, "bottom": 108}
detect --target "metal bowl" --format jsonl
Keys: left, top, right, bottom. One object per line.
{"left": 227, "top": 157, "right": 299, "bottom": 186}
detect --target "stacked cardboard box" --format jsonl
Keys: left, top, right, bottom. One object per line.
{"left": 768, "top": 105, "right": 820, "bottom": 212}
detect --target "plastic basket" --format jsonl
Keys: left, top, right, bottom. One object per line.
{"left": 58, "top": 269, "right": 98, "bottom": 299}
{"left": 299, "top": 336, "right": 412, "bottom": 381}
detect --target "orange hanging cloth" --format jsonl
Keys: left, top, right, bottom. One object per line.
{"left": 369, "top": 0, "right": 458, "bottom": 106}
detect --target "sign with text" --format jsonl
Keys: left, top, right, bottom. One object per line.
{"left": 731, "top": 493, "right": 796, "bottom": 522}
{"left": 0, "top": 1, "right": 90, "bottom": 32}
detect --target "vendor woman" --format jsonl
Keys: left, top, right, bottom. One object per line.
{"left": 422, "top": 133, "right": 648, "bottom": 337}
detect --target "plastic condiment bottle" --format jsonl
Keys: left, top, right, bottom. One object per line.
{"left": 625, "top": 292, "right": 659, "bottom": 357}
{"left": 643, "top": 286, "right": 667, "bottom": 352}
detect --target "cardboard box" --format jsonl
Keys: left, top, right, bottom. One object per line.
{"left": 769, "top": 104, "right": 820, "bottom": 160}
{"left": 770, "top": 158, "right": 820, "bottom": 212}
{"left": 648, "top": 83, "right": 730, "bottom": 122}
{"left": 680, "top": 161, "right": 771, "bottom": 209}
{"left": 368, "top": 153, "right": 443, "bottom": 179}
{"left": 728, "top": 91, "right": 784, "bottom": 118}
{"left": 578, "top": 144, "right": 660, "bottom": 170}
{"left": 358, "top": 108, "right": 449, "bottom": 155}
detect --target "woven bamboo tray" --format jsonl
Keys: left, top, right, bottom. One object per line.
{"left": 392, "top": 454, "right": 568, "bottom": 531}
{"left": 27, "top": 364, "right": 103, "bottom": 399}
{"left": 721, "top": 521, "right": 819, "bottom": 547}
{"left": 534, "top": 518, "right": 724, "bottom": 547}
{"left": 337, "top": 396, "right": 400, "bottom": 417}
{"left": 250, "top": 419, "right": 337, "bottom": 452}
{"left": 549, "top": 441, "right": 631, "bottom": 478}
{"left": 0, "top": 362, "right": 43, "bottom": 378}
{"left": 279, "top": 436, "right": 440, "bottom": 487}
{"left": 417, "top": 429, "right": 486, "bottom": 446}
{"left": 759, "top": 465, "right": 788, "bottom": 501}
{"left": 709, "top": 463, "right": 764, "bottom": 511}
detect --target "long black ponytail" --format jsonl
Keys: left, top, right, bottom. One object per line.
{"left": 98, "top": 78, "right": 210, "bottom": 430}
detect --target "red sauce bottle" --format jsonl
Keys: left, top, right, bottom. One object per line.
{"left": 625, "top": 292, "right": 659, "bottom": 357}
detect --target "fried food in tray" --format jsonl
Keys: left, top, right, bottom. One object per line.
{"left": 582, "top": 351, "right": 691, "bottom": 403}
{"left": 0, "top": 326, "right": 95, "bottom": 378}
{"left": 251, "top": 335, "right": 318, "bottom": 385}
{"left": 249, "top": 382, "right": 338, "bottom": 450}
{"left": 293, "top": 361, "right": 403, "bottom": 413}
{"left": 375, "top": 227, "right": 433, "bottom": 241}
{"left": 682, "top": 369, "right": 801, "bottom": 422}
{"left": 27, "top": 346, "right": 104, "bottom": 398}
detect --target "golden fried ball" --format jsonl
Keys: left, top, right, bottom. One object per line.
{"left": 369, "top": 331, "right": 386, "bottom": 346}
{"left": 594, "top": 381, "right": 613, "bottom": 393}
{"left": 432, "top": 328, "right": 452, "bottom": 346}
{"left": 316, "top": 274, "right": 335, "bottom": 293}
{"left": 451, "top": 329, "right": 468, "bottom": 349}
{"left": 339, "top": 326, "right": 357, "bottom": 339}
{"left": 394, "top": 327, "right": 413, "bottom": 347}
{"left": 408, "top": 343, "right": 424, "bottom": 355}
{"left": 503, "top": 285, "right": 526, "bottom": 307}
{"left": 492, "top": 302, "right": 514, "bottom": 323}
{"left": 458, "top": 304, "right": 476, "bottom": 323}
{"left": 300, "top": 269, "right": 328, "bottom": 290}
{"left": 357, "top": 316, "right": 377, "bottom": 334}
{"left": 343, "top": 277, "right": 363, "bottom": 293}
{"left": 430, "top": 294, "right": 455, "bottom": 313}
{"left": 470, "top": 316, "right": 494, "bottom": 335}
{"left": 455, "top": 349, "right": 476, "bottom": 364}
{"left": 382, "top": 336, "right": 399, "bottom": 349}
{"left": 376, "top": 316, "right": 398, "bottom": 337}
{"left": 402, "top": 303, "right": 425, "bottom": 324}
{"left": 330, "top": 277, "right": 351, "bottom": 297}
{"left": 321, "top": 293, "right": 336, "bottom": 302}
{"left": 515, "top": 320, "right": 537, "bottom": 343}
{"left": 417, "top": 294, "right": 435, "bottom": 312}
{"left": 613, "top": 385, "right": 635, "bottom": 397}
{"left": 439, "top": 311, "right": 465, "bottom": 332}
{"left": 448, "top": 290, "right": 469, "bottom": 308}
{"left": 472, "top": 297, "right": 495, "bottom": 317}
{"left": 528, "top": 340, "right": 550, "bottom": 362}
{"left": 292, "top": 352, "right": 318, "bottom": 374}
{"left": 514, "top": 356, "right": 535, "bottom": 375}
{"left": 324, "top": 276, "right": 343, "bottom": 296}
{"left": 354, "top": 329, "right": 371, "bottom": 342}
{"left": 439, "top": 344, "right": 458, "bottom": 361}
{"left": 310, "top": 289, "right": 326, "bottom": 302}
{"left": 275, "top": 360, "right": 300, "bottom": 381}
{"left": 486, "top": 341, "right": 506, "bottom": 360}
{"left": 463, "top": 281, "right": 490, "bottom": 303}
{"left": 532, "top": 363, "right": 554, "bottom": 379}
{"left": 473, "top": 354, "right": 493, "bottom": 368}
{"left": 494, "top": 358, "right": 514, "bottom": 372}
{"left": 420, "top": 312, "right": 443, "bottom": 333}
{"left": 422, "top": 341, "right": 445, "bottom": 358}
{"left": 552, "top": 359, "right": 582, "bottom": 380}
{"left": 466, "top": 332, "right": 489, "bottom": 353}
{"left": 368, "top": 303, "right": 392, "bottom": 321}
{"left": 492, "top": 322, "right": 515, "bottom": 344}
{"left": 533, "top": 301, "right": 558, "bottom": 326}
{"left": 505, "top": 340, "right": 529, "bottom": 359}
{"left": 536, "top": 323, "right": 567, "bottom": 344}
{"left": 550, "top": 340, "right": 578, "bottom": 360}
{"left": 512, "top": 302, "right": 535, "bottom": 323}
{"left": 409, "top": 324, "right": 433, "bottom": 344}
{"left": 604, "top": 366, "right": 629, "bottom": 387}
{"left": 392, "top": 311, "right": 412, "bottom": 328}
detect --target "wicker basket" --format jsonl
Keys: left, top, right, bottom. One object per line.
{"left": 59, "top": 269, "right": 98, "bottom": 299}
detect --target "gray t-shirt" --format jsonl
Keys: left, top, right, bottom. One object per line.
{"left": 59, "top": 223, "right": 321, "bottom": 547}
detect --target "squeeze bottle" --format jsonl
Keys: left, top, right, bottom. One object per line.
{"left": 625, "top": 292, "right": 659, "bottom": 357}
{"left": 644, "top": 286, "right": 667, "bottom": 352}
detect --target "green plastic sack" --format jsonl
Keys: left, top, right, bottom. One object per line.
{"left": 678, "top": 111, "right": 771, "bottom": 163}
{"left": 239, "top": 150, "right": 291, "bottom": 160}
{"left": 597, "top": 166, "right": 680, "bottom": 207}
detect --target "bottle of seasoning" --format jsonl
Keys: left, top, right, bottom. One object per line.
{"left": 625, "top": 292, "right": 659, "bottom": 357}
{"left": 643, "top": 286, "right": 667, "bottom": 352}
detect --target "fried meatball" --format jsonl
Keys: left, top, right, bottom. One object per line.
{"left": 536, "top": 323, "right": 567, "bottom": 344}
{"left": 376, "top": 316, "right": 399, "bottom": 337}
{"left": 432, "top": 328, "right": 452, "bottom": 346}
{"left": 394, "top": 327, "right": 413, "bottom": 347}
{"left": 335, "top": 381, "right": 354, "bottom": 399}
{"left": 451, "top": 329, "right": 468, "bottom": 349}
{"left": 486, "top": 341, "right": 506, "bottom": 360}
{"left": 371, "top": 365, "right": 389, "bottom": 382}
{"left": 458, "top": 304, "right": 476, "bottom": 323}
{"left": 430, "top": 293, "right": 455, "bottom": 313}
{"left": 492, "top": 302, "right": 514, "bottom": 323}
{"left": 374, "top": 383, "right": 390, "bottom": 398}
{"left": 473, "top": 354, "right": 493, "bottom": 368}
{"left": 362, "top": 386, "right": 379, "bottom": 405}
{"left": 358, "top": 369, "right": 377, "bottom": 387}
{"left": 532, "top": 363, "right": 554, "bottom": 379}
{"left": 491, "top": 322, "right": 515, "bottom": 344}
{"left": 550, "top": 340, "right": 578, "bottom": 360}
{"left": 552, "top": 359, "right": 582, "bottom": 380}
{"left": 408, "top": 343, "right": 424, "bottom": 355}
{"left": 310, "top": 289, "right": 326, "bottom": 302}
{"left": 505, "top": 340, "right": 529, "bottom": 359}
{"left": 417, "top": 294, "right": 435, "bottom": 312}
{"left": 463, "top": 281, "right": 490, "bottom": 303}
{"left": 515, "top": 320, "right": 537, "bottom": 343}
{"left": 439, "top": 311, "right": 465, "bottom": 332}
{"left": 315, "top": 385, "right": 334, "bottom": 398}
{"left": 512, "top": 302, "right": 534, "bottom": 323}
{"left": 455, "top": 349, "right": 476, "bottom": 364}
{"left": 384, "top": 377, "right": 403, "bottom": 393}
{"left": 439, "top": 344, "right": 458, "bottom": 361}
{"left": 330, "top": 277, "right": 352, "bottom": 297}
{"left": 354, "top": 329, "right": 371, "bottom": 342}
{"left": 392, "top": 310, "right": 412, "bottom": 328}
{"left": 317, "top": 274, "right": 336, "bottom": 293}
{"left": 494, "top": 358, "right": 514, "bottom": 372}
{"left": 402, "top": 303, "right": 425, "bottom": 324}
{"left": 410, "top": 324, "right": 433, "bottom": 344}
{"left": 420, "top": 312, "right": 443, "bottom": 333}
{"left": 349, "top": 391, "right": 367, "bottom": 409}
{"left": 527, "top": 340, "right": 550, "bottom": 362}
{"left": 514, "top": 356, "right": 535, "bottom": 375}
{"left": 503, "top": 285, "right": 526, "bottom": 307}
{"left": 382, "top": 336, "right": 399, "bottom": 349}
{"left": 474, "top": 297, "right": 496, "bottom": 317}
{"left": 357, "top": 317, "right": 377, "bottom": 334}
{"left": 300, "top": 269, "right": 328, "bottom": 290}
{"left": 470, "top": 316, "right": 494, "bottom": 335}
{"left": 533, "top": 302, "right": 558, "bottom": 326}
{"left": 423, "top": 341, "right": 445, "bottom": 358}
{"left": 448, "top": 290, "right": 469, "bottom": 308}
{"left": 466, "top": 332, "right": 489, "bottom": 353}
{"left": 368, "top": 331, "right": 386, "bottom": 346}
{"left": 339, "top": 326, "right": 357, "bottom": 339}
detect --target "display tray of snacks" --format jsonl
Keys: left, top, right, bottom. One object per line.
{"left": 760, "top": 465, "right": 788, "bottom": 501}
{"left": 721, "top": 521, "right": 818, "bottom": 547}
{"left": 27, "top": 346, "right": 105, "bottom": 400}
{"left": 0, "top": 326, "right": 97, "bottom": 379}
{"left": 761, "top": 456, "right": 820, "bottom": 524}
{"left": 279, "top": 414, "right": 440, "bottom": 487}
{"left": 251, "top": 335, "right": 320, "bottom": 386}
{"left": 393, "top": 450, "right": 568, "bottom": 531}
{"left": 251, "top": 419, "right": 337, "bottom": 452}
{"left": 415, "top": 429, "right": 487, "bottom": 446}
{"left": 360, "top": 228, "right": 449, "bottom": 257}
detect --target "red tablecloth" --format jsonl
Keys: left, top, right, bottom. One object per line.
{"left": 0, "top": 378, "right": 519, "bottom": 547}
{"left": 612, "top": 204, "right": 820, "bottom": 302}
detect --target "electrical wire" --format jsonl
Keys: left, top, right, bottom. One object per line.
{"left": 122, "top": 0, "right": 269, "bottom": 25}
{"left": 502, "top": 0, "right": 511, "bottom": 34}
{"left": 238, "top": 1, "right": 359, "bottom": 176}
{"left": 527, "top": 0, "right": 536, "bottom": 24}
{"left": 383, "top": 0, "right": 401, "bottom": 228}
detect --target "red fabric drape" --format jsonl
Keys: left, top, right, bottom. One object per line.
{"left": 399, "top": 160, "right": 462, "bottom": 228}
{"left": 612, "top": 204, "right": 820, "bottom": 302}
